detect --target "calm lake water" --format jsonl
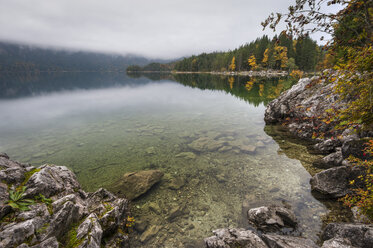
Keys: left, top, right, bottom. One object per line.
{"left": 0, "top": 72, "right": 341, "bottom": 247}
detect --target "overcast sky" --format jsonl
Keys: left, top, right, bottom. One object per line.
{"left": 0, "top": 0, "right": 337, "bottom": 59}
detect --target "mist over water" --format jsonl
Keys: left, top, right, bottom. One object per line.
{"left": 0, "top": 73, "right": 331, "bottom": 247}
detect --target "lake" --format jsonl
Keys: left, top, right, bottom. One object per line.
{"left": 0, "top": 72, "right": 343, "bottom": 247}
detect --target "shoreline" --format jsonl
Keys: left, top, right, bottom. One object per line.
{"left": 127, "top": 69, "right": 291, "bottom": 77}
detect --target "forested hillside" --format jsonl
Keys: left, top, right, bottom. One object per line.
{"left": 128, "top": 34, "right": 322, "bottom": 73}
{"left": 0, "top": 42, "right": 151, "bottom": 73}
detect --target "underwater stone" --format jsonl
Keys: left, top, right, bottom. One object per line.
{"left": 175, "top": 152, "right": 196, "bottom": 160}
{"left": 168, "top": 177, "right": 186, "bottom": 190}
{"left": 145, "top": 146, "right": 156, "bottom": 155}
{"left": 255, "top": 141, "right": 266, "bottom": 148}
{"left": 188, "top": 137, "right": 225, "bottom": 152}
{"left": 218, "top": 145, "right": 232, "bottom": 152}
{"left": 140, "top": 225, "right": 161, "bottom": 243}
{"left": 148, "top": 202, "right": 161, "bottom": 215}
{"left": 240, "top": 145, "right": 256, "bottom": 154}
{"left": 167, "top": 205, "right": 186, "bottom": 221}
{"left": 110, "top": 170, "right": 164, "bottom": 200}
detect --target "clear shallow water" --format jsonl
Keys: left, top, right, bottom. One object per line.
{"left": 0, "top": 73, "right": 333, "bottom": 247}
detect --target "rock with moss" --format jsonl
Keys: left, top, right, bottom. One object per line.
{"left": 0, "top": 155, "right": 131, "bottom": 248}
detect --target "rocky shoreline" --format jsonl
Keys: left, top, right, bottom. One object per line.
{"left": 203, "top": 76, "right": 372, "bottom": 247}
{"left": 0, "top": 153, "right": 131, "bottom": 248}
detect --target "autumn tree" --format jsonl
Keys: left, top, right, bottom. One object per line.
{"left": 228, "top": 57, "right": 236, "bottom": 71}
{"left": 248, "top": 55, "right": 258, "bottom": 70}
{"left": 262, "top": 48, "right": 270, "bottom": 68}
{"left": 274, "top": 46, "right": 288, "bottom": 69}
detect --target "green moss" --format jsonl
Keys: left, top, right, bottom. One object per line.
{"left": 65, "top": 221, "right": 84, "bottom": 248}
{"left": 36, "top": 222, "right": 50, "bottom": 235}
{"left": 17, "top": 168, "right": 41, "bottom": 190}
{"left": 98, "top": 202, "right": 114, "bottom": 219}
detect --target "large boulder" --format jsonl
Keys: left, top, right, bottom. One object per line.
{"left": 322, "top": 223, "right": 373, "bottom": 248}
{"left": 110, "top": 170, "right": 164, "bottom": 200}
{"left": 265, "top": 78, "right": 313, "bottom": 124}
{"left": 310, "top": 165, "right": 365, "bottom": 198}
{"left": 247, "top": 205, "right": 297, "bottom": 233}
{"left": 264, "top": 76, "right": 348, "bottom": 142}
{"left": 204, "top": 228, "right": 268, "bottom": 248}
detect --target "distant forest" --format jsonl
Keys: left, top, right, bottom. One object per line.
{"left": 0, "top": 42, "right": 152, "bottom": 73}
{"left": 128, "top": 34, "right": 323, "bottom": 73}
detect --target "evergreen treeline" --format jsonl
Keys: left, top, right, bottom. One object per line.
{"left": 174, "top": 34, "right": 321, "bottom": 72}
{"left": 0, "top": 42, "right": 151, "bottom": 73}
{"left": 128, "top": 34, "right": 322, "bottom": 73}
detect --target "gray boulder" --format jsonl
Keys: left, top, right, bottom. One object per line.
{"left": 110, "top": 170, "right": 164, "bottom": 200}
{"left": 313, "top": 150, "right": 343, "bottom": 169}
{"left": 204, "top": 228, "right": 268, "bottom": 248}
{"left": 313, "top": 139, "right": 341, "bottom": 155}
{"left": 321, "top": 237, "right": 356, "bottom": 248}
{"left": 247, "top": 205, "right": 297, "bottom": 233}
{"left": 0, "top": 156, "right": 27, "bottom": 185}
{"left": 262, "top": 234, "right": 319, "bottom": 248}
{"left": 310, "top": 165, "right": 365, "bottom": 198}
{"left": 24, "top": 164, "right": 80, "bottom": 198}
{"left": 322, "top": 223, "right": 373, "bottom": 248}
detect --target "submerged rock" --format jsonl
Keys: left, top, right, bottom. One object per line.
{"left": 0, "top": 156, "right": 130, "bottom": 248}
{"left": 310, "top": 165, "right": 365, "bottom": 198}
{"left": 322, "top": 223, "right": 373, "bottom": 248}
{"left": 145, "top": 146, "right": 156, "bottom": 155}
{"left": 247, "top": 205, "right": 297, "bottom": 233}
{"left": 204, "top": 228, "right": 268, "bottom": 248}
{"left": 140, "top": 225, "right": 161, "bottom": 243}
{"left": 168, "top": 177, "right": 186, "bottom": 190}
{"left": 175, "top": 152, "right": 196, "bottom": 160}
{"left": 110, "top": 170, "right": 164, "bottom": 200}
{"left": 188, "top": 137, "right": 225, "bottom": 152}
